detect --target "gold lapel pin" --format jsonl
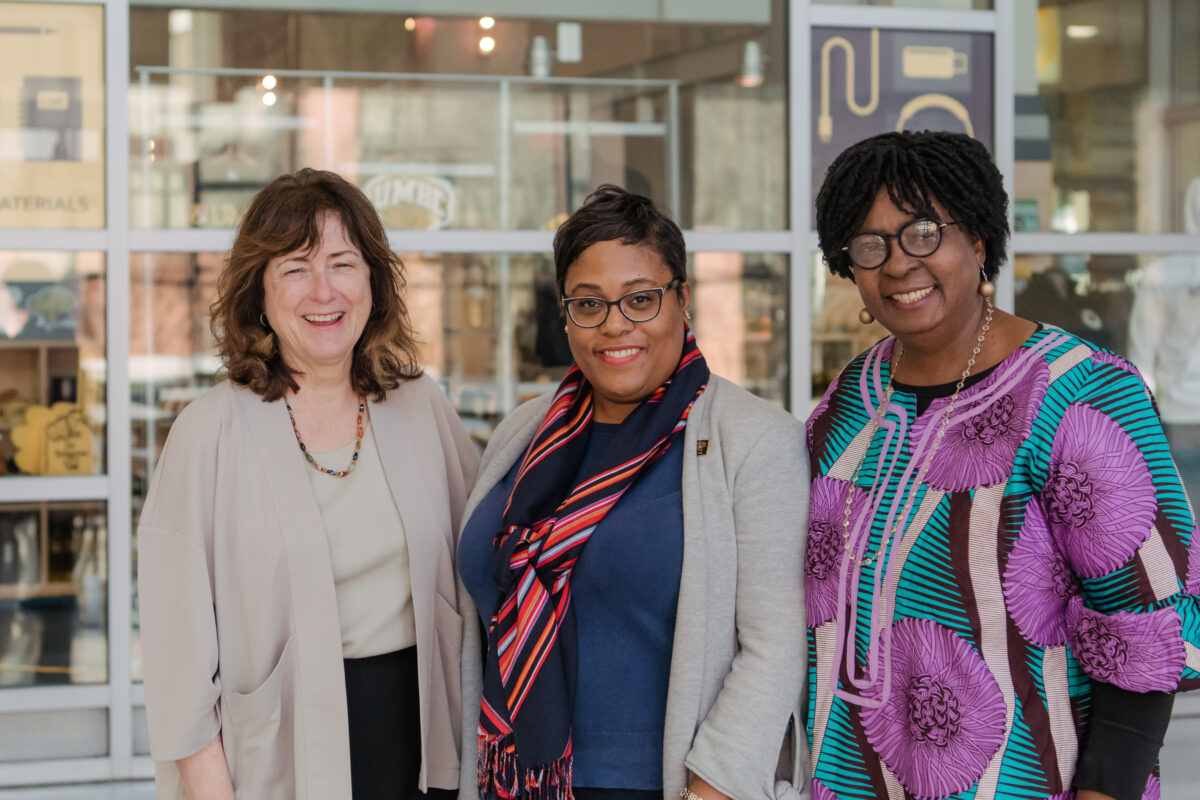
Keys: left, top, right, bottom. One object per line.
{"left": 696, "top": 440, "right": 709, "bottom": 456}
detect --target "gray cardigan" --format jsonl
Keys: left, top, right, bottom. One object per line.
{"left": 456, "top": 375, "right": 810, "bottom": 800}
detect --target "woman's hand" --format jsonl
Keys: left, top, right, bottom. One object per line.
{"left": 176, "top": 732, "right": 236, "bottom": 800}
{"left": 687, "top": 776, "right": 731, "bottom": 800}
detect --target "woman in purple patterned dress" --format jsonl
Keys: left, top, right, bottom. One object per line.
{"left": 805, "top": 131, "right": 1200, "bottom": 800}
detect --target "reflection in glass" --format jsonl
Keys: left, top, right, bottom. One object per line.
{"left": 0, "top": 502, "right": 108, "bottom": 687}
{"left": 691, "top": 253, "right": 790, "bottom": 408}
{"left": 809, "top": 252, "right": 887, "bottom": 410}
{"left": 1017, "top": 1, "right": 1200, "bottom": 232}
{"left": 129, "top": 252, "right": 223, "bottom": 682}
{"left": 0, "top": 252, "right": 106, "bottom": 477}
{"left": 129, "top": 4, "right": 786, "bottom": 231}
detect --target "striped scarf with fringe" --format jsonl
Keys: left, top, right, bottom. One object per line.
{"left": 477, "top": 330, "right": 709, "bottom": 800}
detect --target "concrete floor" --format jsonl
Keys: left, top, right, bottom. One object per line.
{"left": 1, "top": 719, "right": 1198, "bottom": 798}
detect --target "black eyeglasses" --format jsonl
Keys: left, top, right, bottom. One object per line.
{"left": 842, "top": 219, "right": 960, "bottom": 270}
{"left": 562, "top": 280, "right": 681, "bottom": 328}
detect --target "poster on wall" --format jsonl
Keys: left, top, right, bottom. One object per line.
{"left": 811, "top": 26, "right": 994, "bottom": 209}
{"left": 0, "top": 2, "right": 105, "bottom": 228}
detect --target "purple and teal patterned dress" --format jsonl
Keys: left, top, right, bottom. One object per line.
{"left": 804, "top": 326, "right": 1200, "bottom": 800}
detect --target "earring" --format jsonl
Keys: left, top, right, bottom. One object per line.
{"left": 259, "top": 311, "right": 269, "bottom": 329}
{"left": 978, "top": 267, "right": 996, "bottom": 298}
{"left": 859, "top": 307, "right": 875, "bottom": 325}
{"left": 685, "top": 309, "right": 693, "bottom": 322}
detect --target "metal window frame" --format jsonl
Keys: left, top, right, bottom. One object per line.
{"left": 0, "top": 0, "right": 1198, "bottom": 788}
{"left": 0, "top": 0, "right": 133, "bottom": 785}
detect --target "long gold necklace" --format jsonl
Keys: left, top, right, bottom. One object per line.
{"left": 841, "top": 299, "right": 994, "bottom": 567}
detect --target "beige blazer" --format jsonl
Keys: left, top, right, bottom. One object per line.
{"left": 138, "top": 375, "right": 479, "bottom": 800}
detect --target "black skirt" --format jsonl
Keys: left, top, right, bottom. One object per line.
{"left": 344, "top": 647, "right": 429, "bottom": 800}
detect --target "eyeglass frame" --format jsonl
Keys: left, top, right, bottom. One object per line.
{"left": 561, "top": 279, "right": 682, "bottom": 328}
{"left": 841, "top": 219, "right": 961, "bottom": 270}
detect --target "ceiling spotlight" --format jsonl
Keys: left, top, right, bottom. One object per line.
{"left": 404, "top": 17, "right": 416, "bottom": 31}
{"left": 1066, "top": 24, "right": 1099, "bottom": 39}
{"left": 261, "top": 74, "right": 277, "bottom": 90}
{"left": 479, "top": 16, "right": 495, "bottom": 30}
{"left": 738, "top": 41, "right": 765, "bottom": 88}
{"left": 479, "top": 35, "right": 496, "bottom": 54}
{"left": 262, "top": 91, "right": 277, "bottom": 107}
{"left": 168, "top": 9, "right": 193, "bottom": 35}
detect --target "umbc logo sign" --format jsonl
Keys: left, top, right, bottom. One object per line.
{"left": 363, "top": 175, "right": 455, "bottom": 230}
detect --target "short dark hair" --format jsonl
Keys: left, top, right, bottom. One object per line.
{"left": 553, "top": 184, "right": 687, "bottom": 295}
{"left": 815, "top": 131, "right": 1009, "bottom": 281}
{"left": 210, "top": 168, "right": 421, "bottom": 401}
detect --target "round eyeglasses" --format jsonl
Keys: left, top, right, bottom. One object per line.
{"left": 842, "top": 219, "right": 960, "bottom": 270}
{"left": 562, "top": 279, "right": 681, "bottom": 328}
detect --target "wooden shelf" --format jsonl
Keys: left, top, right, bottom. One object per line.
{"left": 0, "top": 581, "right": 76, "bottom": 601}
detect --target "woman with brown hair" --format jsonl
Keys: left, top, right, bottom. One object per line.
{"left": 138, "top": 168, "right": 478, "bottom": 799}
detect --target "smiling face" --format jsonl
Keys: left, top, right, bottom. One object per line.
{"left": 261, "top": 212, "right": 372, "bottom": 383}
{"left": 563, "top": 239, "right": 691, "bottom": 424}
{"left": 852, "top": 186, "right": 985, "bottom": 351}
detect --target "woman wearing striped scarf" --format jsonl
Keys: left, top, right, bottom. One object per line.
{"left": 456, "top": 185, "right": 809, "bottom": 800}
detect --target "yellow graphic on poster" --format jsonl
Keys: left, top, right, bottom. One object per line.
{"left": 11, "top": 401, "right": 93, "bottom": 475}
{"left": 0, "top": 2, "right": 105, "bottom": 228}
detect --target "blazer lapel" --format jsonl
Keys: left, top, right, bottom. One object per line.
{"left": 232, "top": 386, "right": 351, "bottom": 796}
{"left": 369, "top": 383, "right": 443, "bottom": 578}
{"left": 235, "top": 389, "right": 340, "bottom": 618}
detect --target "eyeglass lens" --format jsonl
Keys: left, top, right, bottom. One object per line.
{"left": 848, "top": 219, "right": 943, "bottom": 269}
{"left": 566, "top": 288, "right": 664, "bottom": 327}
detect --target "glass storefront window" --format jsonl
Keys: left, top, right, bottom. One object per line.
{"left": 0, "top": 501, "right": 108, "bottom": 688}
{"left": 0, "top": 2, "right": 106, "bottom": 229}
{"left": 1016, "top": 1, "right": 1200, "bottom": 233}
{"left": 128, "top": 4, "right": 786, "bottom": 232}
{"left": 0, "top": 252, "right": 107, "bottom": 478}
{"left": 809, "top": 251, "right": 887, "bottom": 409}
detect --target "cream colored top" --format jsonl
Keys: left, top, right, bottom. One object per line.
{"left": 307, "top": 423, "right": 417, "bottom": 658}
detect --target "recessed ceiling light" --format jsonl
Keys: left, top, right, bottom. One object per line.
{"left": 479, "top": 16, "right": 495, "bottom": 30}
{"left": 1066, "top": 24, "right": 1099, "bottom": 39}
{"left": 479, "top": 36, "right": 496, "bottom": 54}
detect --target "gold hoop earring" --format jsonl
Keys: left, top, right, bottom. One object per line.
{"left": 978, "top": 267, "right": 996, "bottom": 298}
{"left": 859, "top": 307, "right": 875, "bottom": 325}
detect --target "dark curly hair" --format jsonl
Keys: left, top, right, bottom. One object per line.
{"left": 815, "top": 131, "right": 1009, "bottom": 281}
{"left": 553, "top": 184, "right": 687, "bottom": 296}
{"left": 210, "top": 168, "right": 421, "bottom": 402}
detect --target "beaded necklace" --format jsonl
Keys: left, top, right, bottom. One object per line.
{"left": 286, "top": 398, "right": 366, "bottom": 478}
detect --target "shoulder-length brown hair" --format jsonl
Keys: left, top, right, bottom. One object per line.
{"left": 211, "top": 168, "right": 422, "bottom": 401}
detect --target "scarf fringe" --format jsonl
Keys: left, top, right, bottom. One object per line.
{"left": 478, "top": 738, "right": 574, "bottom": 800}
